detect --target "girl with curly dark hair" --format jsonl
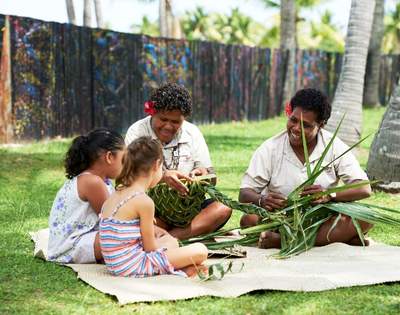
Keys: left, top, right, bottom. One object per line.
{"left": 48, "top": 128, "right": 125, "bottom": 264}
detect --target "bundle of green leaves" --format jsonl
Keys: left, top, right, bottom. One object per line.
{"left": 183, "top": 116, "right": 400, "bottom": 258}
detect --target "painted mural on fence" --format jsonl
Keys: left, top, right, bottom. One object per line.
{"left": 10, "top": 16, "right": 60, "bottom": 139}
{"left": 1, "top": 14, "right": 399, "bottom": 141}
{"left": 92, "top": 29, "right": 143, "bottom": 132}
{"left": 142, "top": 38, "right": 279, "bottom": 123}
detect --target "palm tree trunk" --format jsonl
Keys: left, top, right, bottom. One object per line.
{"left": 83, "top": 0, "right": 92, "bottom": 27}
{"left": 65, "top": 0, "right": 76, "bottom": 24}
{"left": 93, "top": 0, "right": 104, "bottom": 28}
{"left": 159, "top": 0, "right": 168, "bottom": 37}
{"left": 0, "top": 16, "right": 13, "bottom": 143}
{"left": 366, "top": 79, "right": 400, "bottom": 192}
{"left": 363, "top": 0, "right": 384, "bottom": 108}
{"left": 171, "top": 16, "right": 183, "bottom": 39}
{"left": 325, "top": 0, "right": 375, "bottom": 146}
{"left": 280, "top": 0, "right": 296, "bottom": 108}
{"left": 159, "top": 0, "right": 176, "bottom": 38}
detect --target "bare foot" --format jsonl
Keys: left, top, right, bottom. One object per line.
{"left": 182, "top": 264, "right": 208, "bottom": 278}
{"left": 348, "top": 236, "right": 370, "bottom": 246}
{"left": 258, "top": 231, "right": 281, "bottom": 249}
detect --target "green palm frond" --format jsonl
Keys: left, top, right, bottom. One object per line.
{"left": 182, "top": 115, "right": 400, "bottom": 259}
{"left": 300, "top": 114, "right": 312, "bottom": 178}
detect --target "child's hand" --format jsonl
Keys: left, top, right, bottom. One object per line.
{"left": 162, "top": 170, "right": 191, "bottom": 195}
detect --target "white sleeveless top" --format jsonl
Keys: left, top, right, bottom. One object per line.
{"left": 47, "top": 174, "right": 114, "bottom": 263}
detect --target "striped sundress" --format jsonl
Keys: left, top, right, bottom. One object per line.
{"left": 99, "top": 192, "right": 186, "bottom": 277}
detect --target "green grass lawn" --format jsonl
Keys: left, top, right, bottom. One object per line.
{"left": 1, "top": 107, "right": 399, "bottom": 314}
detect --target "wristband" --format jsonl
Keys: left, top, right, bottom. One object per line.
{"left": 329, "top": 192, "right": 337, "bottom": 201}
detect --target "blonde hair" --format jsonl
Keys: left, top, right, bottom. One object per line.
{"left": 115, "top": 136, "right": 163, "bottom": 190}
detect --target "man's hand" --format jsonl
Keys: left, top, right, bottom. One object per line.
{"left": 162, "top": 170, "right": 192, "bottom": 195}
{"left": 259, "top": 192, "right": 287, "bottom": 211}
{"left": 301, "top": 184, "right": 331, "bottom": 204}
{"left": 189, "top": 167, "right": 208, "bottom": 178}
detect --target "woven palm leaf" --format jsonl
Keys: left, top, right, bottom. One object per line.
{"left": 148, "top": 176, "right": 212, "bottom": 227}
{"left": 148, "top": 174, "right": 272, "bottom": 227}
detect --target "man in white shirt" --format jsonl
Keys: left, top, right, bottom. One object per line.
{"left": 125, "top": 83, "right": 231, "bottom": 240}
{"left": 239, "top": 88, "right": 372, "bottom": 248}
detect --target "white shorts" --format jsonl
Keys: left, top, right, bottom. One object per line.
{"left": 71, "top": 231, "right": 98, "bottom": 264}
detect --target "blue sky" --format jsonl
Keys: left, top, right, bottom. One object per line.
{"left": 0, "top": 0, "right": 397, "bottom": 35}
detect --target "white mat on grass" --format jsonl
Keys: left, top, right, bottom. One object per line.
{"left": 31, "top": 228, "right": 400, "bottom": 305}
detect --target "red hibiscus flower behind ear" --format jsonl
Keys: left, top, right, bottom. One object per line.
{"left": 144, "top": 101, "right": 157, "bottom": 116}
{"left": 285, "top": 102, "right": 292, "bottom": 117}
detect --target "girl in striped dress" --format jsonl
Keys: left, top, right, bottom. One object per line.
{"left": 99, "top": 136, "right": 208, "bottom": 277}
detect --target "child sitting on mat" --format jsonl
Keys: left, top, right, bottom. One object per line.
{"left": 48, "top": 128, "right": 125, "bottom": 264}
{"left": 99, "top": 136, "right": 208, "bottom": 277}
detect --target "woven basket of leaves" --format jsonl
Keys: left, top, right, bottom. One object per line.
{"left": 148, "top": 175, "right": 214, "bottom": 227}
{"left": 149, "top": 174, "right": 270, "bottom": 227}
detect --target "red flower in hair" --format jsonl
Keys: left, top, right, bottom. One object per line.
{"left": 144, "top": 101, "right": 157, "bottom": 116}
{"left": 285, "top": 102, "right": 292, "bottom": 117}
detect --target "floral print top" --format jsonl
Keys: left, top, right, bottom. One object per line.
{"left": 47, "top": 175, "right": 114, "bottom": 263}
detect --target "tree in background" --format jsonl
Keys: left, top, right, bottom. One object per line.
{"left": 65, "top": 0, "right": 76, "bottom": 24}
{"left": 181, "top": 8, "right": 267, "bottom": 46}
{"left": 214, "top": 8, "right": 254, "bottom": 45}
{"left": 258, "top": 15, "right": 280, "bottom": 48}
{"left": 261, "top": 0, "right": 323, "bottom": 46}
{"left": 94, "top": 0, "right": 104, "bottom": 28}
{"left": 134, "top": 2, "right": 347, "bottom": 53}
{"left": 181, "top": 7, "right": 211, "bottom": 41}
{"left": 382, "top": 3, "right": 400, "bottom": 54}
{"left": 367, "top": 79, "right": 400, "bottom": 193}
{"left": 83, "top": 0, "right": 92, "bottom": 27}
{"left": 159, "top": 0, "right": 182, "bottom": 38}
{"left": 280, "top": 0, "right": 296, "bottom": 107}
{"left": 66, "top": 0, "right": 103, "bottom": 28}
{"left": 325, "top": 0, "right": 375, "bottom": 146}
{"left": 363, "top": 0, "right": 384, "bottom": 108}
{"left": 301, "top": 10, "right": 344, "bottom": 52}
{"left": 132, "top": 16, "right": 160, "bottom": 36}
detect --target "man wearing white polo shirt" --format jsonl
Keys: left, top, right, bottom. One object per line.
{"left": 125, "top": 83, "right": 231, "bottom": 240}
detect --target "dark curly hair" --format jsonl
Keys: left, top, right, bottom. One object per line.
{"left": 150, "top": 83, "right": 192, "bottom": 117}
{"left": 290, "top": 88, "right": 331, "bottom": 124}
{"left": 64, "top": 128, "right": 124, "bottom": 179}
{"left": 115, "top": 136, "right": 163, "bottom": 190}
